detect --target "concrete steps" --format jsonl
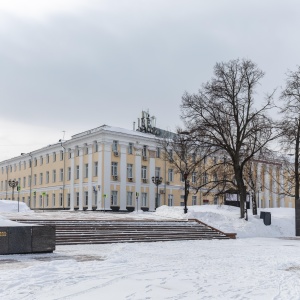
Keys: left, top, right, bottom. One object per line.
{"left": 12, "top": 219, "right": 235, "bottom": 245}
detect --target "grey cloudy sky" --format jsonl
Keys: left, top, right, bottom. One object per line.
{"left": 0, "top": 0, "right": 299, "bottom": 161}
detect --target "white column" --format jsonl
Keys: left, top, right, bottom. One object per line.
{"left": 120, "top": 144, "right": 127, "bottom": 210}
{"left": 103, "top": 143, "right": 111, "bottom": 210}
{"left": 135, "top": 147, "right": 142, "bottom": 209}
{"left": 87, "top": 145, "right": 93, "bottom": 211}
{"left": 70, "top": 149, "right": 75, "bottom": 211}
{"left": 97, "top": 142, "right": 103, "bottom": 210}
{"left": 149, "top": 155, "right": 156, "bottom": 211}
{"left": 272, "top": 167, "right": 277, "bottom": 208}
{"left": 280, "top": 167, "right": 285, "bottom": 207}
{"left": 257, "top": 163, "right": 262, "bottom": 208}
{"left": 79, "top": 148, "right": 83, "bottom": 211}
{"left": 264, "top": 165, "right": 270, "bottom": 208}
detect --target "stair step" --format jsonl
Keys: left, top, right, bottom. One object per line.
{"left": 11, "top": 218, "right": 233, "bottom": 245}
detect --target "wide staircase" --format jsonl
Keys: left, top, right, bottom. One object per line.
{"left": 12, "top": 219, "right": 236, "bottom": 245}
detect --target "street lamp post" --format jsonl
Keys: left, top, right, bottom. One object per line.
{"left": 8, "top": 179, "right": 18, "bottom": 202}
{"left": 151, "top": 176, "right": 163, "bottom": 210}
{"left": 183, "top": 172, "right": 190, "bottom": 214}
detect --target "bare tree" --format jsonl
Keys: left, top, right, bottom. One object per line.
{"left": 181, "top": 59, "right": 277, "bottom": 218}
{"left": 279, "top": 66, "right": 300, "bottom": 235}
{"left": 158, "top": 129, "right": 210, "bottom": 213}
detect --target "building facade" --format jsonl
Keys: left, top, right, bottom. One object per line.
{"left": 0, "top": 123, "right": 295, "bottom": 211}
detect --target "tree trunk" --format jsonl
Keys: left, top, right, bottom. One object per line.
{"left": 235, "top": 166, "right": 246, "bottom": 219}
{"left": 295, "top": 119, "right": 300, "bottom": 235}
{"left": 252, "top": 192, "right": 257, "bottom": 215}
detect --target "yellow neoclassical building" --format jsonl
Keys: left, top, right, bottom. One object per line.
{"left": 0, "top": 116, "right": 295, "bottom": 211}
{"left": 0, "top": 123, "right": 202, "bottom": 211}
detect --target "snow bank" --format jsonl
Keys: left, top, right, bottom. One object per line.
{"left": 0, "top": 200, "right": 296, "bottom": 238}
{"left": 155, "top": 205, "right": 295, "bottom": 238}
{"left": 0, "top": 200, "right": 32, "bottom": 226}
{"left": 0, "top": 199, "right": 31, "bottom": 213}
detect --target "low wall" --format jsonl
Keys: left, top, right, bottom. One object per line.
{"left": 0, "top": 225, "right": 55, "bottom": 255}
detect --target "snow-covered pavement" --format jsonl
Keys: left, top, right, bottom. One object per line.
{"left": 1, "top": 201, "right": 300, "bottom": 299}
{"left": 2, "top": 238, "right": 300, "bottom": 300}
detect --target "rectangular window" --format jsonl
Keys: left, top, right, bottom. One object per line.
{"left": 28, "top": 175, "right": 31, "bottom": 187}
{"left": 127, "top": 164, "right": 133, "bottom": 178}
{"left": 46, "top": 171, "right": 49, "bottom": 184}
{"left": 53, "top": 152, "right": 56, "bottom": 162}
{"left": 68, "top": 167, "right": 71, "bottom": 180}
{"left": 46, "top": 154, "right": 49, "bottom": 164}
{"left": 46, "top": 194, "right": 49, "bottom": 207}
{"left": 213, "top": 196, "right": 218, "bottom": 205}
{"left": 52, "top": 194, "right": 56, "bottom": 207}
{"left": 141, "top": 166, "right": 147, "bottom": 179}
{"left": 180, "top": 173, "right": 184, "bottom": 182}
{"left": 142, "top": 145, "right": 147, "bottom": 158}
{"left": 39, "top": 173, "right": 43, "bottom": 185}
{"left": 85, "top": 164, "right": 88, "bottom": 178}
{"left": 156, "top": 147, "right": 160, "bottom": 158}
{"left": 34, "top": 158, "right": 37, "bottom": 167}
{"left": 67, "top": 193, "right": 70, "bottom": 207}
{"left": 155, "top": 167, "right": 160, "bottom": 177}
{"left": 213, "top": 173, "right": 218, "bottom": 182}
{"left": 59, "top": 193, "right": 63, "bottom": 206}
{"left": 95, "top": 142, "right": 98, "bottom": 152}
{"left": 192, "top": 172, "right": 197, "bottom": 183}
{"left": 141, "top": 193, "right": 147, "bottom": 207}
{"left": 60, "top": 150, "right": 64, "bottom": 161}
{"left": 127, "top": 192, "right": 133, "bottom": 206}
{"left": 68, "top": 149, "right": 72, "bottom": 159}
{"left": 85, "top": 191, "right": 88, "bottom": 206}
{"left": 94, "top": 162, "right": 98, "bottom": 177}
{"left": 111, "top": 162, "right": 118, "bottom": 176}
{"left": 52, "top": 170, "right": 56, "bottom": 183}
{"left": 168, "top": 169, "right": 173, "bottom": 182}
{"left": 76, "top": 192, "right": 79, "bottom": 206}
{"left": 168, "top": 194, "right": 173, "bottom": 206}
{"left": 192, "top": 195, "right": 197, "bottom": 205}
{"left": 112, "top": 140, "right": 118, "bottom": 152}
{"left": 111, "top": 190, "right": 118, "bottom": 206}
{"left": 202, "top": 172, "right": 208, "bottom": 184}
{"left": 76, "top": 165, "right": 79, "bottom": 179}
{"left": 33, "top": 174, "right": 37, "bottom": 186}
{"left": 39, "top": 195, "right": 43, "bottom": 207}
{"left": 128, "top": 143, "right": 133, "bottom": 154}
{"left": 40, "top": 156, "right": 43, "bottom": 165}
{"left": 23, "top": 177, "right": 26, "bottom": 188}
{"left": 60, "top": 168, "right": 64, "bottom": 181}
{"left": 76, "top": 147, "right": 80, "bottom": 157}
{"left": 94, "top": 191, "right": 98, "bottom": 206}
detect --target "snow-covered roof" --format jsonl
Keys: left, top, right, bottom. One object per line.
{"left": 71, "top": 124, "right": 157, "bottom": 140}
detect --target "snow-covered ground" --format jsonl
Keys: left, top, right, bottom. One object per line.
{"left": 1, "top": 201, "right": 300, "bottom": 299}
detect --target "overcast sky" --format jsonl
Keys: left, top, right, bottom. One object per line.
{"left": 0, "top": 0, "right": 299, "bottom": 161}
